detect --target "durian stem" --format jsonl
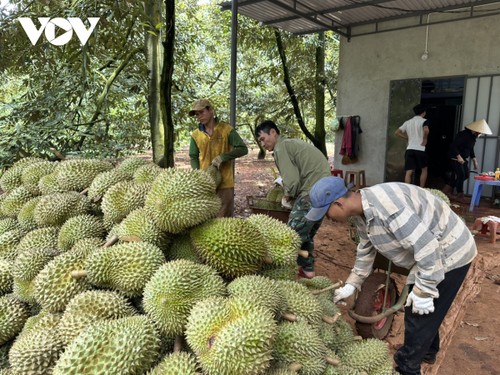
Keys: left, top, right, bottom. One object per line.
{"left": 325, "top": 356, "right": 340, "bottom": 366}
{"left": 105, "top": 235, "right": 119, "bottom": 247}
{"left": 120, "top": 235, "right": 142, "bottom": 242}
{"left": 298, "top": 250, "right": 309, "bottom": 258}
{"left": 93, "top": 195, "right": 102, "bottom": 203}
{"left": 322, "top": 312, "right": 342, "bottom": 325}
{"left": 50, "top": 147, "right": 66, "bottom": 160}
{"left": 263, "top": 255, "right": 273, "bottom": 264}
{"left": 80, "top": 188, "right": 89, "bottom": 195}
{"left": 354, "top": 335, "right": 363, "bottom": 341}
{"left": 311, "top": 281, "right": 343, "bottom": 295}
{"left": 288, "top": 362, "right": 302, "bottom": 372}
{"left": 281, "top": 312, "right": 297, "bottom": 322}
{"left": 173, "top": 336, "right": 183, "bottom": 352}
{"left": 71, "top": 270, "right": 88, "bottom": 279}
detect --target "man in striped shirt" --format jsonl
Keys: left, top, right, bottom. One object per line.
{"left": 306, "top": 177, "right": 477, "bottom": 375}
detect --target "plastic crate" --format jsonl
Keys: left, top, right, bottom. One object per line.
{"left": 246, "top": 196, "right": 291, "bottom": 223}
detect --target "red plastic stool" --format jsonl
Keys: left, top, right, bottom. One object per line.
{"left": 472, "top": 219, "right": 500, "bottom": 244}
{"left": 331, "top": 169, "right": 344, "bottom": 178}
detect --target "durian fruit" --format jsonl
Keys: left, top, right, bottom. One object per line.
{"left": 190, "top": 217, "right": 267, "bottom": 279}
{"left": 108, "top": 208, "right": 171, "bottom": 249}
{"left": 58, "top": 290, "right": 137, "bottom": 345}
{"left": 57, "top": 214, "right": 106, "bottom": 252}
{"left": 205, "top": 165, "right": 222, "bottom": 188}
{"left": 53, "top": 158, "right": 114, "bottom": 192}
{"left": 53, "top": 316, "right": 161, "bottom": 375}
{"left": 0, "top": 157, "right": 45, "bottom": 193}
{"left": 38, "top": 172, "right": 65, "bottom": 195}
{"left": 143, "top": 259, "right": 226, "bottom": 337}
{"left": 0, "top": 259, "right": 12, "bottom": 295}
{"left": 34, "top": 192, "right": 92, "bottom": 226}
{"left": 101, "top": 181, "right": 151, "bottom": 226}
{"left": 145, "top": 168, "right": 220, "bottom": 234}
{"left": 133, "top": 163, "right": 163, "bottom": 184}
{"left": 320, "top": 318, "right": 356, "bottom": 353}
{"left": 247, "top": 214, "right": 300, "bottom": 266}
{"left": 15, "top": 226, "right": 60, "bottom": 256}
{"left": 0, "top": 341, "right": 11, "bottom": 369}
{"left": 87, "top": 168, "right": 131, "bottom": 202}
{"left": 148, "top": 351, "right": 201, "bottom": 375}
{"left": 0, "top": 229, "right": 25, "bottom": 261}
{"left": 338, "top": 338, "right": 392, "bottom": 374}
{"left": 426, "top": 188, "right": 451, "bottom": 206}
{"left": 9, "top": 312, "right": 65, "bottom": 374}
{"left": 272, "top": 320, "right": 330, "bottom": 375}
{"left": 227, "top": 275, "right": 286, "bottom": 318}
{"left": 264, "top": 366, "right": 299, "bottom": 375}
{"left": 33, "top": 249, "right": 92, "bottom": 312}
{"left": 276, "top": 280, "right": 324, "bottom": 328}
{"left": 185, "top": 296, "right": 277, "bottom": 375}
{"left": 259, "top": 264, "right": 297, "bottom": 281}
{"left": 298, "top": 276, "right": 339, "bottom": 317}
{"left": 0, "top": 294, "right": 30, "bottom": 346}
{"left": 116, "top": 157, "right": 152, "bottom": 177}
{"left": 266, "top": 185, "right": 284, "bottom": 202}
{"left": 0, "top": 186, "right": 36, "bottom": 218}
{"left": 167, "top": 234, "right": 200, "bottom": 262}
{"left": 20, "top": 160, "right": 58, "bottom": 195}
{"left": 74, "top": 242, "right": 166, "bottom": 297}
{"left": 17, "top": 196, "right": 42, "bottom": 232}
{"left": 69, "top": 237, "right": 105, "bottom": 253}
{"left": 12, "top": 247, "right": 60, "bottom": 303}
{"left": 0, "top": 218, "right": 17, "bottom": 236}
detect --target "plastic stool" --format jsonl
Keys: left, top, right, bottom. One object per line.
{"left": 472, "top": 219, "right": 500, "bottom": 244}
{"left": 345, "top": 170, "right": 366, "bottom": 188}
{"left": 331, "top": 169, "right": 343, "bottom": 178}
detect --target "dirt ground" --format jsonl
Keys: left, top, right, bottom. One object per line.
{"left": 225, "top": 147, "right": 500, "bottom": 375}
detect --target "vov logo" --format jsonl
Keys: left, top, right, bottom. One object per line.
{"left": 19, "top": 17, "right": 100, "bottom": 46}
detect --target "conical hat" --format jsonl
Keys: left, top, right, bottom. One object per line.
{"left": 465, "top": 119, "right": 492, "bottom": 135}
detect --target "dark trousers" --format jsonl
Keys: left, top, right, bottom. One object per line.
{"left": 450, "top": 160, "right": 469, "bottom": 194}
{"left": 394, "top": 263, "right": 472, "bottom": 375}
{"left": 288, "top": 195, "right": 323, "bottom": 272}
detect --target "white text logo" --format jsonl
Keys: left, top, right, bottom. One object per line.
{"left": 19, "top": 17, "right": 100, "bottom": 46}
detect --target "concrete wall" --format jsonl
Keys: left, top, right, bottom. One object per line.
{"left": 335, "top": 13, "right": 500, "bottom": 185}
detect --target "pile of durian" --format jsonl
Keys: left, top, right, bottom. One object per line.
{"left": 0, "top": 156, "right": 398, "bottom": 375}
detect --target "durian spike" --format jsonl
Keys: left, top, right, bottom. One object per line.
{"left": 325, "top": 356, "right": 340, "bottom": 366}
{"left": 80, "top": 188, "right": 89, "bottom": 195}
{"left": 311, "top": 281, "right": 343, "bottom": 295}
{"left": 298, "top": 250, "right": 309, "bottom": 258}
{"left": 70, "top": 270, "right": 88, "bottom": 279}
{"left": 322, "top": 312, "right": 342, "bottom": 325}
{"left": 288, "top": 362, "right": 302, "bottom": 372}
{"left": 120, "top": 235, "right": 142, "bottom": 242}
{"left": 281, "top": 312, "right": 297, "bottom": 322}
{"left": 173, "top": 335, "right": 183, "bottom": 352}
{"left": 104, "top": 235, "right": 119, "bottom": 247}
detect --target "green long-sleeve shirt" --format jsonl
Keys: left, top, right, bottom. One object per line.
{"left": 273, "top": 135, "right": 330, "bottom": 198}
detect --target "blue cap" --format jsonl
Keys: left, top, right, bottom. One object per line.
{"left": 305, "top": 176, "right": 348, "bottom": 221}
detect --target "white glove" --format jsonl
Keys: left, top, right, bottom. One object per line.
{"left": 405, "top": 290, "right": 434, "bottom": 315}
{"left": 211, "top": 156, "right": 223, "bottom": 169}
{"left": 274, "top": 177, "right": 283, "bottom": 186}
{"left": 281, "top": 196, "right": 293, "bottom": 209}
{"left": 333, "top": 283, "right": 356, "bottom": 303}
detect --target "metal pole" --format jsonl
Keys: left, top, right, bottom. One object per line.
{"left": 230, "top": 0, "right": 238, "bottom": 128}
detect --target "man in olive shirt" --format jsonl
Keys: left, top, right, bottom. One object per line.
{"left": 189, "top": 99, "right": 248, "bottom": 217}
{"left": 255, "top": 120, "right": 331, "bottom": 278}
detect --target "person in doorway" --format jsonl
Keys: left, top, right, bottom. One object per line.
{"left": 395, "top": 104, "right": 429, "bottom": 187}
{"left": 255, "top": 120, "right": 331, "bottom": 279}
{"left": 442, "top": 119, "right": 492, "bottom": 202}
{"left": 189, "top": 99, "right": 248, "bottom": 217}
{"left": 305, "top": 176, "right": 477, "bottom": 375}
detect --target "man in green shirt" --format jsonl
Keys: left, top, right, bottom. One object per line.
{"left": 255, "top": 120, "right": 331, "bottom": 278}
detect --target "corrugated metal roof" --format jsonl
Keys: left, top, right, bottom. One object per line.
{"left": 220, "top": 0, "right": 500, "bottom": 38}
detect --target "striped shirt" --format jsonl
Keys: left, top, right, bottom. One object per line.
{"left": 345, "top": 183, "right": 477, "bottom": 298}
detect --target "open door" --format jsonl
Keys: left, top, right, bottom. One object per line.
{"left": 385, "top": 79, "right": 422, "bottom": 182}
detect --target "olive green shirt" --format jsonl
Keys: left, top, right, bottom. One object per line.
{"left": 273, "top": 135, "right": 331, "bottom": 198}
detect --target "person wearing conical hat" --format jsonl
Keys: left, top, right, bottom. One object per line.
{"left": 443, "top": 119, "right": 492, "bottom": 202}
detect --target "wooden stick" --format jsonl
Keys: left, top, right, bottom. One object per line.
{"left": 311, "top": 281, "right": 343, "bottom": 295}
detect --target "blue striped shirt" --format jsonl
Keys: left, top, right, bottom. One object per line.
{"left": 346, "top": 183, "right": 477, "bottom": 298}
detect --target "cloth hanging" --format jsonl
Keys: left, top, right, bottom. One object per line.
{"left": 339, "top": 116, "right": 362, "bottom": 164}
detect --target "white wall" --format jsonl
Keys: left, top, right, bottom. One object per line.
{"left": 335, "top": 13, "right": 500, "bottom": 185}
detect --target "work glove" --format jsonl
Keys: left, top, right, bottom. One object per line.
{"left": 405, "top": 290, "right": 434, "bottom": 315}
{"left": 281, "top": 196, "right": 293, "bottom": 209}
{"left": 333, "top": 283, "right": 356, "bottom": 304}
{"left": 274, "top": 177, "right": 283, "bottom": 186}
{"left": 211, "top": 156, "right": 223, "bottom": 169}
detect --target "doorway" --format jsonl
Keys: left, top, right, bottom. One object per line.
{"left": 385, "top": 76, "right": 465, "bottom": 188}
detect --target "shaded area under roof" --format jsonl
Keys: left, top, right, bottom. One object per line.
{"left": 220, "top": 0, "right": 500, "bottom": 38}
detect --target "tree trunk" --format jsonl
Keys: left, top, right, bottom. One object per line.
{"left": 160, "top": 0, "right": 176, "bottom": 168}
{"left": 314, "top": 32, "right": 327, "bottom": 157}
{"left": 145, "top": 0, "right": 165, "bottom": 165}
